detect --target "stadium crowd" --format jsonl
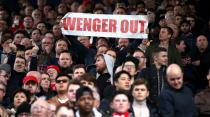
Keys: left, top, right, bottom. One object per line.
{"left": 0, "top": 0, "right": 210, "bottom": 116}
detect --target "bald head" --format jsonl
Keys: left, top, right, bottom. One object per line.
{"left": 166, "top": 64, "right": 183, "bottom": 89}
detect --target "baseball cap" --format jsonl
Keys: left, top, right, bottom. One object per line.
{"left": 23, "top": 76, "right": 38, "bottom": 84}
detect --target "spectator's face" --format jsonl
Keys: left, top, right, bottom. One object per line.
{"left": 114, "top": 73, "right": 131, "bottom": 90}
{"left": 76, "top": 92, "right": 94, "bottom": 113}
{"left": 95, "top": 56, "right": 106, "bottom": 73}
{"left": 58, "top": 53, "right": 72, "bottom": 68}
{"left": 123, "top": 61, "right": 137, "bottom": 77}
{"left": 31, "top": 29, "right": 41, "bottom": 42}
{"left": 25, "top": 49, "right": 32, "bottom": 61}
{"left": 77, "top": 36, "right": 90, "bottom": 48}
{"left": 55, "top": 40, "right": 68, "bottom": 54}
{"left": 159, "top": 28, "right": 171, "bottom": 41}
{"left": 23, "top": 17, "right": 33, "bottom": 29}
{"left": 118, "top": 38, "right": 129, "bottom": 48}
{"left": 133, "top": 51, "right": 146, "bottom": 69}
{"left": 13, "top": 92, "right": 27, "bottom": 108}
{"left": 80, "top": 80, "right": 94, "bottom": 89}
{"left": 31, "top": 100, "right": 49, "bottom": 117}
{"left": 58, "top": 3, "right": 67, "bottom": 14}
{"left": 47, "top": 69, "right": 58, "bottom": 80}
{"left": 175, "top": 16, "right": 183, "bottom": 26}
{"left": 20, "top": 38, "right": 32, "bottom": 48}
{"left": 176, "top": 40, "right": 186, "bottom": 53}
{"left": 180, "top": 23, "right": 190, "bottom": 33}
{"left": 23, "top": 81, "right": 38, "bottom": 94}
{"left": 114, "top": 7, "right": 126, "bottom": 14}
{"left": 132, "top": 84, "right": 149, "bottom": 101}
{"left": 71, "top": 2, "right": 79, "bottom": 12}
{"left": 2, "top": 39, "right": 12, "bottom": 50}
{"left": 167, "top": 71, "right": 183, "bottom": 90}
{"left": 55, "top": 76, "right": 70, "bottom": 93}
{"left": 32, "top": 10, "right": 42, "bottom": 20}
{"left": 52, "top": 25, "right": 61, "bottom": 37}
{"left": 0, "top": 70, "right": 9, "bottom": 85}
{"left": 106, "top": 50, "right": 117, "bottom": 60}
{"left": 111, "top": 94, "right": 130, "bottom": 113}
{"left": 154, "top": 51, "right": 168, "bottom": 66}
{"left": 67, "top": 84, "right": 80, "bottom": 102}
{"left": 196, "top": 35, "right": 208, "bottom": 51}
{"left": 37, "top": 23, "right": 47, "bottom": 34}
{"left": 24, "top": 6, "right": 34, "bottom": 16}
{"left": 97, "top": 46, "right": 108, "bottom": 55}
{"left": 14, "top": 58, "right": 26, "bottom": 72}
{"left": 186, "top": 17, "right": 195, "bottom": 28}
{"left": 56, "top": 106, "right": 75, "bottom": 117}
{"left": 41, "top": 37, "right": 53, "bottom": 51}
{"left": 40, "top": 74, "right": 51, "bottom": 90}
{"left": 14, "top": 33, "right": 25, "bottom": 45}
{"left": 73, "top": 68, "right": 86, "bottom": 79}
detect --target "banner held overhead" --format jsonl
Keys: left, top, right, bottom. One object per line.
{"left": 61, "top": 12, "right": 148, "bottom": 39}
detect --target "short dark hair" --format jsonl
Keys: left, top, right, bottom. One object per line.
{"left": 131, "top": 78, "right": 150, "bottom": 92}
{"left": 76, "top": 86, "right": 93, "bottom": 101}
{"left": 12, "top": 89, "right": 30, "bottom": 103}
{"left": 80, "top": 73, "right": 97, "bottom": 86}
{"left": 175, "top": 37, "right": 184, "bottom": 45}
{"left": 110, "top": 90, "right": 131, "bottom": 103}
{"left": 180, "top": 20, "right": 191, "bottom": 26}
{"left": 72, "top": 64, "right": 86, "bottom": 73}
{"left": 55, "top": 73, "right": 72, "bottom": 81}
{"left": 161, "top": 26, "right": 173, "bottom": 37}
{"left": 114, "top": 70, "right": 131, "bottom": 82}
{"left": 152, "top": 47, "right": 167, "bottom": 58}
{"left": 67, "top": 79, "right": 82, "bottom": 89}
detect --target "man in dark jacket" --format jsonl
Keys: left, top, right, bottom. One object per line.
{"left": 140, "top": 47, "right": 167, "bottom": 103}
{"left": 159, "top": 64, "right": 197, "bottom": 117}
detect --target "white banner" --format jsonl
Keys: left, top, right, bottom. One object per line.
{"left": 61, "top": 12, "right": 148, "bottom": 39}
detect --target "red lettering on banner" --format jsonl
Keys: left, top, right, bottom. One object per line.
{"left": 121, "top": 20, "right": 129, "bottom": 33}
{"left": 109, "top": 19, "right": 116, "bottom": 32}
{"left": 63, "top": 18, "right": 68, "bottom": 30}
{"left": 139, "top": 20, "right": 146, "bottom": 33}
{"left": 76, "top": 18, "right": 82, "bottom": 31}
{"left": 102, "top": 19, "right": 108, "bottom": 32}
{"left": 62, "top": 18, "right": 76, "bottom": 30}
{"left": 93, "top": 18, "right": 101, "bottom": 32}
{"left": 130, "top": 20, "right": 138, "bottom": 33}
{"left": 84, "top": 18, "right": 92, "bottom": 31}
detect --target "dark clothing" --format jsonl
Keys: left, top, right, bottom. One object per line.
{"left": 159, "top": 85, "right": 197, "bottom": 117}
{"left": 66, "top": 35, "right": 96, "bottom": 66}
{"left": 140, "top": 65, "right": 167, "bottom": 103}
{"left": 96, "top": 73, "right": 111, "bottom": 99}
{"left": 6, "top": 70, "right": 26, "bottom": 98}
{"left": 191, "top": 47, "right": 210, "bottom": 90}
{"left": 36, "top": 88, "right": 56, "bottom": 100}
{"left": 194, "top": 87, "right": 210, "bottom": 117}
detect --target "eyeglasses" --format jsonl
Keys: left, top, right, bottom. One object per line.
{"left": 56, "top": 79, "right": 69, "bottom": 84}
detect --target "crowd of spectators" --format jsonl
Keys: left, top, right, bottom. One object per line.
{"left": 0, "top": 0, "right": 210, "bottom": 117}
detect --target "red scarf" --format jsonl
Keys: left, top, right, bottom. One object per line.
{"left": 113, "top": 112, "right": 129, "bottom": 117}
